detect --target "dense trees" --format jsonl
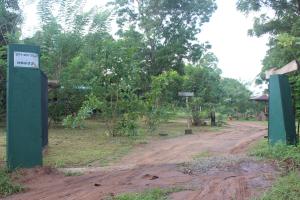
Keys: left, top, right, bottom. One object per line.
{"left": 112, "top": 0, "right": 217, "bottom": 76}
{"left": 237, "top": 0, "right": 300, "bottom": 121}
{"left": 0, "top": 0, "right": 256, "bottom": 133}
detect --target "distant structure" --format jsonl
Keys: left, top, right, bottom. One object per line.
{"left": 250, "top": 94, "right": 268, "bottom": 121}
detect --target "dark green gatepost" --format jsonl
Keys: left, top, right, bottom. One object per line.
{"left": 268, "top": 74, "right": 296, "bottom": 145}
{"left": 7, "top": 44, "right": 46, "bottom": 170}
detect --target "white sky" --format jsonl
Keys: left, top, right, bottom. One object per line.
{"left": 21, "top": 0, "right": 270, "bottom": 93}
{"left": 199, "top": 0, "right": 269, "bottom": 82}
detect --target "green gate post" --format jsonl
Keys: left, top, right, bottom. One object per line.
{"left": 7, "top": 44, "right": 44, "bottom": 170}
{"left": 268, "top": 74, "right": 296, "bottom": 145}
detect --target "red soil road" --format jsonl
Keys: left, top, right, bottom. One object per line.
{"left": 4, "top": 121, "right": 277, "bottom": 200}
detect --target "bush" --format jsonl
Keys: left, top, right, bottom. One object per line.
{"left": 63, "top": 93, "right": 102, "bottom": 129}
{"left": 48, "top": 88, "right": 87, "bottom": 123}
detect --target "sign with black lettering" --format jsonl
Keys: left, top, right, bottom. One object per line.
{"left": 14, "top": 51, "right": 39, "bottom": 68}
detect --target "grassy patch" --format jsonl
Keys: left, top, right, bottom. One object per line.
{"left": 249, "top": 139, "right": 300, "bottom": 168}
{"left": 64, "top": 171, "right": 83, "bottom": 177}
{"left": 257, "top": 171, "right": 300, "bottom": 200}
{"left": 0, "top": 169, "right": 24, "bottom": 198}
{"left": 0, "top": 119, "right": 222, "bottom": 168}
{"left": 44, "top": 120, "right": 147, "bottom": 168}
{"left": 45, "top": 119, "right": 219, "bottom": 168}
{"left": 112, "top": 188, "right": 181, "bottom": 200}
{"left": 249, "top": 139, "right": 300, "bottom": 200}
{"left": 192, "top": 151, "right": 212, "bottom": 160}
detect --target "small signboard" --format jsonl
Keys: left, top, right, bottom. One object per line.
{"left": 178, "top": 92, "right": 194, "bottom": 97}
{"left": 14, "top": 51, "right": 39, "bottom": 68}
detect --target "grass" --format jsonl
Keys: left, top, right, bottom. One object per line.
{"left": 0, "top": 169, "right": 24, "bottom": 198}
{"left": 192, "top": 150, "right": 212, "bottom": 160}
{"left": 64, "top": 171, "right": 83, "bottom": 177}
{"left": 249, "top": 139, "right": 300, "bottom": 200}
{"left": 257, "top": 172, "right": 300, "bottom": 200}
{"left": 111, "top": 188, "right": 182, "bottom": 200}
{"left": 0, "top": 118, "right": 221, "bottom": 168}
{"left": 249, "top": 139, "right": 300, "bottom": 168}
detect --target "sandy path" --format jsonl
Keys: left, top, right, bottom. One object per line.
{"left": 4, "top": 121, "right": 277, "bottom": 200}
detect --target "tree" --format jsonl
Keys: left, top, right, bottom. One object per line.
{"left": 144, "top": 70, "right": 183, "bottom": 131}
{"left": 0, "top": 0, "right": 22, "bottom": 121}
{"left": 221, "top": 78, "right": 254, "bottom": 116}
{"left": 112, "top": 0, "right": 217, "bottom": 85}
{"left": 183, "top": 64, "right": 222, "bottom": 125}
{"left": 237, "top": 0, "right": 300, "bottom": 123}
{"left": 236, "top": 0, "right": 300, "bottom": 72}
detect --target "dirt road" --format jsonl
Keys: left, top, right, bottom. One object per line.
{"left": 5, "top": 121, "right": 277, "bottom": 200}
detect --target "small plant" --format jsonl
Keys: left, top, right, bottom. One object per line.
{"left": 64, "top": 171, "right": 83, "bottom": 177}
{"left": 0, "top": 169, "right": 24, "bottom": 198}
{"left": 112, "top": 188, "right": 183, "bottom": 200}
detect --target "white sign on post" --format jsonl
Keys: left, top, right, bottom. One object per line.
{"left": 178, "top": 92, "right": 194, "bottom": 97}
{"left": 14, "top": 51, "right": 39, "bottom": 68}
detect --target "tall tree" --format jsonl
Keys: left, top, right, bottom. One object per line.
{"left": 237, "top": 0, "right": 300, "bottom": 71}
{"left": 112, "top": 0, "right": 217, "bottom": 82}
{"left": 237, "top": 0, "right": 300, "bottom": 122}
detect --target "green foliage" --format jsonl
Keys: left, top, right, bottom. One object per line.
{"left": 48, "top": 88, "right": 87, "bottom": 123}
{"left": 63, "top": 93, "right": 102, "bottom": 128}
{"left": 221, "top": 78, "right": 256, "bottom": 116}
{"left": 113, "top": 0, "right": 217, "bottom": 77}
{"left": 64, "top": 171, "right": 83, "bottom": 177}
{"left": 144, "top": 71, "right": 181, "bottom": 131}
{"left": 0, "top": 169, "right": 24, "bottom": 198}
{"left": 258, "top": 172, "right": 300, "bottom": 200}
{"left": 183, "top": 65, "right": 224, "bottom": 125}
{"left": 0, "top": 46, "right": 6, "bottom": 121}
{"left": 250, "top": 140, "right": 300, "bottom": 168}
{"left": 250, "top": 139, "right": 300, "bottom": 200}
{"left": 237, "top": 0, "right": 300, "bottom": 122}
{"left": 15, "top": 0, "right": 253, "bottom": 136}
{"left": 0, "top": 0, "right": 22, "bottom": 121}
{"left": 190, "top": 97, "right": 204, "bottom": 126}
{"left": 289, "top": 75, "right": 300, "bottom": 125}
{"left": 183, "top": 65, "right": 222, "bottom": 104}
{"left": 113, "top": 188, "right": 181, "bottom": 200}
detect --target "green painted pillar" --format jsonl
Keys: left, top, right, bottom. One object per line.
{"left": 268, "top": 74, "right": 296, "bottom": 145}
{"left": 7, "top": 44, "right": 43, "bottom": 170}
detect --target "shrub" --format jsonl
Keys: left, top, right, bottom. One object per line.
{"left": 62, "top": 93, "right": 102, "bottom": 128}
{"left": 0, "top": 169, "right": 24, "bottom": 198}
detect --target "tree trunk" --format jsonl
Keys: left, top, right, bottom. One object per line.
{"left": 210, "top": 111, "right": 216, "bottom": 126}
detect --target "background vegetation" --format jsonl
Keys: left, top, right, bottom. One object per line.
{"left": 237, "top": 0, "right": 300, "bottom": 124}
{"left": 0, "top": 0, "right": 260, "bottom": 137}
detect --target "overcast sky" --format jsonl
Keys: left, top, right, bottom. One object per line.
{"left": 21, "top": 0, "right": 270, "bottom": 92}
